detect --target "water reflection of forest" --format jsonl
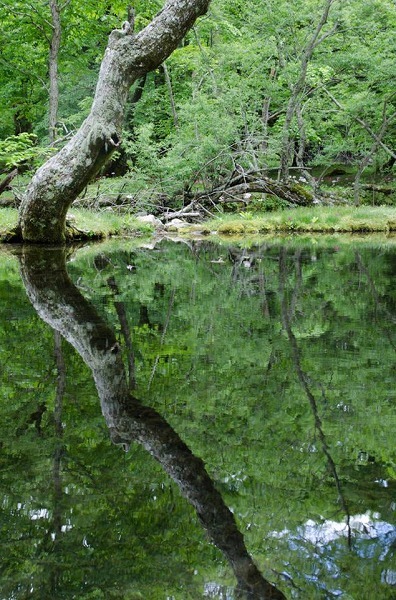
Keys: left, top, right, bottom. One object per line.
{"left": 0, "top": 240, "right": 395, "bottom": 599}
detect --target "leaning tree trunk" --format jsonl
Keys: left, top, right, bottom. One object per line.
{"left": 18, "top": 0, "right": 211, "bottom": 243}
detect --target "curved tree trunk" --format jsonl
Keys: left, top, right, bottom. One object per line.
{"left": 18, "top": 0, "right": 211, "bottom": 243}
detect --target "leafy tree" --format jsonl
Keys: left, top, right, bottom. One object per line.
{"left": 0, "top": 0, "right": 395, "bottom": 239}
{"left": 6, "top": 0, "right": 211, "bottom": 242}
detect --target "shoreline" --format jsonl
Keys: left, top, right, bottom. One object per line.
{"left": 1, "top": 205, "right": 396, "bottom": 243}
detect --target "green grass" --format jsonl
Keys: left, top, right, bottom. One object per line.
{"left": 0, "top": 207, "right": 20, "bottom": 231}
{"left": 0, "top": 208, "right": 153, "bottom": 241}
{"left": 66, "top": 209, "right": 153, "bottom": 237}
{"left": 189, "top": 206, "right": 396, "bottom": 235}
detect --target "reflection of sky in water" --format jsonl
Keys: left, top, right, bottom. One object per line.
{"left": 203, "top": 582, "right": 234, "bottom": 599}
{"left": 272, "top": 511, "right": 396, "bottom": 595}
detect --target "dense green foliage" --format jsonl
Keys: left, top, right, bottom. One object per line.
{"left": 0, "top": 239, "right": 395, "bottom": 598}
{"left": 0, "top": 0, "right": 395, "bottom": 205}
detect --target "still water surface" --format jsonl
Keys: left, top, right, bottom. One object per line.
{"left": 0, "top": 237, "right": 395, "bottom": 599}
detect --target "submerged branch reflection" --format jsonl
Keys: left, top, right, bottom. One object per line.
{"left": 19, "top": 246, "right": 286, "bottom": 600}
{"left": 278, "top": 248, "right": 352, "bottom": 547}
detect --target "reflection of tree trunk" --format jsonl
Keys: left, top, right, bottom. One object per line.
{"left": 37, "top": 330, "right": 66, "bottom": 596}
{"left": 19, "top": 246, "right": 286, "bottom": 600}
{"left": 50, "top": 329, "right": 66, "bottom": 592}
{"left": 148, "top": 288, "right": 175, "bottom": 390}
{"left": 278, "top": 248, "right": 351, "bottom": 547}
{"left": 107, "top": 276, "right": 136, "bottom": 390}
{"left": 355, "top": 252, "right": 396, "bottom": 351}
{"left": 259, "top": 268, "right": 270, "bottom": 318}
{"left": 289, "top": 250, "right": 302, "bottom": 318}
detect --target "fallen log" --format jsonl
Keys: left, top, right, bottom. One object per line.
{"left": 164, "top": 211, "right": 201, "bottom": 219}
{"left": 361, "top": 183, "right": 395, "bottom": 195}
{"left": 162, "top": 201, "right": 202, "bottom": 220}
{"left": 191, "top": 175, "right": 314, "bottom": 206}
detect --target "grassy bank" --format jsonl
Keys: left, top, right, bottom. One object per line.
{"left": 191, "top": 206, "right": 396, "bottom": 235}
{"left": 0, "top": 208, "right": 152, "bottom": 241}
{"left": 1, "top": 205, "right": 396, "bottom": 242}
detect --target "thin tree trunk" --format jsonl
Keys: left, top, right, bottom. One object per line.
{"left": 324, "top": 88, "right": 396, "bottom": 163}
{"left": 295, "top": 105, "right": 317, "bottom": 190}
{"left": 162, "top": 61, "right": 179, "bottom": 128}
{"left": 261, "top": 67, "right": 276, "bottom": 156}
{"left": 49, "top": 0, "right": 61, "bottom": 144}
{"left": 18, "top": 0, "right": 211, "bottom": 243}
{"left": 279, "top": 0, "right": 337, "bottom": 181}
{"left": 295, "top": 105, "right": 306, "bottom": 169}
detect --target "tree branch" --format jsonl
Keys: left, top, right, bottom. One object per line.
{"left": 323, "top": 88, "right": 396, "bottom": 160}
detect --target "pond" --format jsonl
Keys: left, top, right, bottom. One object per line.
{"left": 0, "top": 236, "right": 395, "bottom": 599}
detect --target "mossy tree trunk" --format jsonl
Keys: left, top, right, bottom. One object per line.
{"left": 18, "top": 0, "right": 211, "bottom": 243}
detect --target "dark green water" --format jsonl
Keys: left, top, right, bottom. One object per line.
{"left": 0, "top": 237, "right": 395, "bottom": 599}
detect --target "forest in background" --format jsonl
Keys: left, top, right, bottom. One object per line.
{"left": 0, "top": 0, "right": 395, "bottom": 211}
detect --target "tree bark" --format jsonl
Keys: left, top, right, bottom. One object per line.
{"left": 18, "top": 0, "right": 211, "bottom": 243}
{"left": 49, "top": 0, "right": 62, "bottom": 145}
